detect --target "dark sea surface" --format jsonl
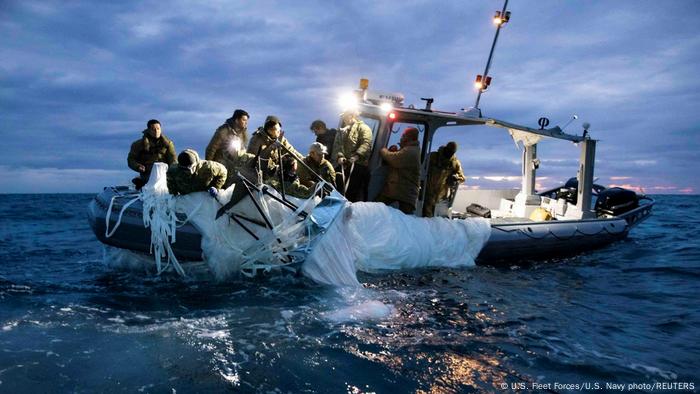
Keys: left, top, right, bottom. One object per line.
{"left": 0, "top": 194, "right": 698, "bottom": 393}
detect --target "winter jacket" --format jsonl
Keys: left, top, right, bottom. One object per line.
{"left": 167, "top": 150, "right": 227, "bottom": 195}
{"left": 247, "top": 130, "right": 303, "bottom": 173}
{"left": 127, "top": 131, "right": 177, "bottom": 176}
{"left": 297, "top": 156, "right": 336, "bottom": 188}
{"left": 205, "top": 119, "right": 248, "bottom": 162}
{"left": 378, "top": 142, "right": 421, "bottom": 205}
{"left": 220, "top": 151, "right": 257, "bottom": 188}
{"left": 315, "top": 128, "right": 338, "bottom": 159}
{"left": 332, "top": 120, "right": 372, "bottom": 166}
{"left": 425, "top": 147, "right": 465, "bottom": 204}
{"left": 267, "top": 175, "right": 313, "bottom": 199}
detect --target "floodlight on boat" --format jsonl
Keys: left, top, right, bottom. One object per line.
{"left": 493, "top": 11, "right": 503, "bottom": 25}
{"left": 475, "top": 75, "right": 492, "bottom": 91}
{"left": 493, "top": 10, "right": 511, "bottom": 25}
{"left": 339, "top": 92, "right": 359, "bottom": 112}
{"left": 388, "top": 112, "right": 397, "bottom": 120}
{"left": 380, "top": 102, "right": 393, "bottom": 114}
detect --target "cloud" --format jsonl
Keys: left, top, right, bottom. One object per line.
{"left": 1, "top": 0, "right": 698, "bottom": 194}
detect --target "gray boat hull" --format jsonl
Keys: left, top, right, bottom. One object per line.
{"left": 88, "top": 186, "right": 203, "bottom": 261}
{"left": 87, "top": 187, "right": 654, "bottom": 265}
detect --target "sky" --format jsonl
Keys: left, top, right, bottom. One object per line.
{"left": 1, "top": 0, "right": 698, "bottom": 194}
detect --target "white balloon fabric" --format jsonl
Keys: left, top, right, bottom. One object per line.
{"left": 303, "top": 202, "right": 491, "bottom": 286}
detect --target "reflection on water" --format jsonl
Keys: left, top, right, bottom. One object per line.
{"left": 0, "top": 194, "right": 698, "bottom": 392}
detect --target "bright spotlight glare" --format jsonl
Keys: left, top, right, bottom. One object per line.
{"left": 474, "top": 82, "right": 483, "bottom": 90}
{"left": 380, "top": 102, "right": 393, "bottom": 114}
{"left": 339, "top": 93, "right": 358, "bottom": 111}
{"left": 228, "top": 136, "right": 242, "bottom": 153}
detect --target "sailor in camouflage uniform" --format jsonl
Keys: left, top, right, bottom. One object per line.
{"left": 423, "top": 141, "right": 465, "bottom": 217}
{"left": 247, "top": 116, "right": 303, "bottom": 176}
{"left": 127, "top": 119, "right": 177, "bottom": 188}
{"left": 297, "top": 142, "right": 336, "bottom": 188}
{"left": 167, "top": 149, "right": 227, "bottom": 196}
{"left": 333, "top": 109, "right": 373, "bottom": 201}
{"left": 266, "top": 155, "right": 313, "bottom": 199}
{"left": 206, "top": 109, "right": 250, "bottom": 163}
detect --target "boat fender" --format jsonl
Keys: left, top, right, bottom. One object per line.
{"left": 529, "top": 207, "right": 553, "bottom": 221}
{"left": 466, "top": 203, "right": 491, "bottom": 218}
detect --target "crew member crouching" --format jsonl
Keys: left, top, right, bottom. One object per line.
{"left": 297, "top": 142, "right": 336, "bottom": 189}
{"left": 267, "top": 155, "right": 313, "bottom": 199}
{"left": 167, "top": 149, "right": 227, "bottom": 196}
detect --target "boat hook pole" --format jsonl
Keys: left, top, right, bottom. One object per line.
{"left": 474, "top": 0, "right": 509, "bottom": 112}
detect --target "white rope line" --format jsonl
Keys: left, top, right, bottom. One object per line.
{"left": 105, "top": 194, "right": 141, "bottom": 238}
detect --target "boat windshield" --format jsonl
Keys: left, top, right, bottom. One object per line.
{"left": 360, "top": 115, "right": 380, "bottom": 136}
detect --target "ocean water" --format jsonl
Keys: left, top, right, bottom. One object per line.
{"left": 0, "top": 194, "right": 698, "bottom": 393}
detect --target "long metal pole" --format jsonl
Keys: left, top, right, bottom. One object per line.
{"left": 474, "top": 0, "right": 509, "bottom": 111}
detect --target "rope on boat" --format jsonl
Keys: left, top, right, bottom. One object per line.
{"left": 492, "top": 220, "right": 625, "bottom": 240}
{"left": 105, "top": 194, "right": 141, "bottom": 238}
{"left": 104, "top": 164, "right": 187, "bottom": 277}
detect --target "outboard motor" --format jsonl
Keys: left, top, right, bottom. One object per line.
{"left": 556, "top": 177, "right": 607, "bottom": 205}
{"left": 556, "top": 177, "right": 579, "bottom": 204}
{"left": 595, "top": 187, "right": 639, "bottom": 216}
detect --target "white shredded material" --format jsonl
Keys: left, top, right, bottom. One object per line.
{"left": 105, "top": 164, "right": 492, "bottom": 286}
{"left": 140, "top": 163, "right": 187, "bottom": 276}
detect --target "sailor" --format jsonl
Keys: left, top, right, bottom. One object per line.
{"left": 333, "top": 109, "right": 372, "bottom": 202}
{"left": 127, "top": 119, "right": 177, "bottom": 189}
{"left": 375, "top": 128, "right": 421, "bottom": 214}
{"left": 167, "top": 149, "right": 227, "bottom": 196}
{"left": 423, "top": 141, "right": 465, "bottom": 217}
{"left": 297, "top": 142, "right": 336, "bottom": 188}
{"left": 218, "top": 135, "right": 256, "bottom": 188}
{"left": 309, "top": 119, "right": 338, "bottom": 160}
{"left": 206, "top": 109, "right": 250, "bottom": 163}
{"left": 247, "top": 116, "right": 303, "bottom": 176}
{"left": 267, "top": 154, "right": 313, "bottom": 199}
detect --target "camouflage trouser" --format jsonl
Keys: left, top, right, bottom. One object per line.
{"left": 376, "top": 194, "right": 415, "bottom": 215}
{"left": 422, "top": 197, "right": 437, "bottom": 217}
{"left": 132, "top": 169, "right": 152, "bottom": 190}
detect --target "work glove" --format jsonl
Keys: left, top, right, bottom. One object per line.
{"left": 208, "top": 187, "right": 219, "bottom": 198}
{"left": 349, "top": 155, "right": 359, "bottom": 163}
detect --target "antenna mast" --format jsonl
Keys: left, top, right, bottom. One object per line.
{"left": 473, "top": 0, "right": 511, "bottom": 114}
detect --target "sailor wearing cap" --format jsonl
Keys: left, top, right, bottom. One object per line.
{"left": 297, "top": 142, "right": 336, "bottom": 188}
